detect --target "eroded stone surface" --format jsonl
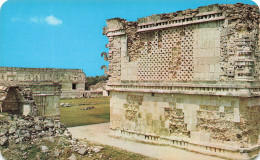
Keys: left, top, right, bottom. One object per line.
{"left": 0, "top": 85, "right": 61, "bottom": 117}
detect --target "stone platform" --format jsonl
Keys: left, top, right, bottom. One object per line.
{"left": 68, "top": 123, "right": 225, "bottom": 160}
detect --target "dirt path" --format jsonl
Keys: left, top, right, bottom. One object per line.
{"left": 68, "top": 123, "right": 224, "bottom": 160}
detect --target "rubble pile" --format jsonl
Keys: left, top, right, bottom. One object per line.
{"left": 60, "top": 103, "right": 72, "bottom": 107}
{"left": 80, "top": 106, "right": 95, "bottom": 110}
{"left": 0, "top": 114, "right": 103, "bottom": 160}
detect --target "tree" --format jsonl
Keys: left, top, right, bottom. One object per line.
{"left": 85, "top": 75, "right": 108, "bottom": 90}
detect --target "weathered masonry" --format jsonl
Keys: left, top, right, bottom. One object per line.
{"left": 0, "top": 67, "right": 86, "bottom": 98}
{"left": 103, "top": 3, "right": 260, "bottom": 159}
{"left": 0, "top": 83, "right": 61, "bottom": 117}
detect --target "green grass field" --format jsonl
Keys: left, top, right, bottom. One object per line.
{"left": 60, "top": 97, "right": 110, "bottom": 127}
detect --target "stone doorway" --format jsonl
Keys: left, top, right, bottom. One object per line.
{"left": 1, "top": 87, "right": 24, "bottom": 114}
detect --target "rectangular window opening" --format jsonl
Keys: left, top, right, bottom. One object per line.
{"left": 72, "top": 83, "right": 77, "bottom": 90}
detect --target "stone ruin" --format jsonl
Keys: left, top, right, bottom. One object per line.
{"left": 103, "top": 3, "right": 260, "bottom": 159}
{"left": 0, "top": 83, "right": 61, "bottom": 118}
{"left": 0, "top": 67, "right": 86, "bottom": 98}
{"left": 84, "top": 82, "right": 108, "bottom": 98}
{"left": 0, "top": 72, "right": 103, "bottom": 159}
{"left": 0, "top": 112, "right": 104, "bottom": 159}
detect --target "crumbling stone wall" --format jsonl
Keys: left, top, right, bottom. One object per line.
{"left": 0, "top": 67, "right": 86, "bottom": 98}
{"left": 104, "top": 3, "right": 260, "bottom": 159}
{"left": 0, "top": 84, "right": 61, "bottom": 118}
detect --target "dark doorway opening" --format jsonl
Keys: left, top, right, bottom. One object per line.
{"left": 2, "top": 87, "right": 23, "bottom": 114}
{"left": 72, "top": 83, "right": 77, "bottom": 90}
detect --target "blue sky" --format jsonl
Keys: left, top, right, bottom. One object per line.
{"left": 0, "top": 0, "right": 257, "bottom": 76}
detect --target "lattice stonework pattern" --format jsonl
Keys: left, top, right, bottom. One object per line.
{"left": 138, "top": 31, "right": 171, "bottom": 81}
{"left": 137, "top": 26, "right": 194, "bottom": 81}
{"left": 178, "top": 25, "right": 194, "bottom": 81}
{"left": 162, "top": 27, "right": 182, "bottom": 80}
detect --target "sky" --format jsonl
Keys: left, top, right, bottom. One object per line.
{"left": 0, "top": 0, "right": 258, "bottom": 76}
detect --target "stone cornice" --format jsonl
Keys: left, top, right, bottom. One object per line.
{"left": 106, "top": 81, "right": 260, "bottom": 97}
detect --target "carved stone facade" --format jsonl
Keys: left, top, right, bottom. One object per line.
{"left": 103, "top": 3, "right": 260, "bottom": 159}
{"left": 0, "top": 67, "right": 86, "bottom": 98}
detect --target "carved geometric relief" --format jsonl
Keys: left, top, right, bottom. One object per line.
{"left": 124, "top": 95, "right": 143, "bottom": 121}
{"left": 196, "top": 105, "right": 240, "bottom": 143}
{"left": 234, "top": 36, "right": 255, "bottom": 80}
{"left": 164, "top": 107, "right": 190, "bottom": 137}
{"left": 107, "top": 36, "right": 122, "bottom": 80}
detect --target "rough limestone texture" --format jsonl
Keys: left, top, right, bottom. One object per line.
{"left": 0, "top": 84, "right": 61, "bottom": 117}
{"left": 29, "top": 84, "right": 61, "bottom": 117}
{"left": 103, "top": 3, "right": 260, "bottom": 160}
{"left": 0, "top": 67, "right": 86, "bottom": 98}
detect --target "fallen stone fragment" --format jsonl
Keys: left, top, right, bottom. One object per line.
{"left": 68, "top": 154, "right": 77, "bottom": 160}
{"left": 23, "top": 132, "right": 31, "bottom": 141}
{"left": 35, "top": 125, "right": 42, "bottom": 131}
{"left": 15, "top": 138, "right": 21, "bottom": 144}
{"left": 34, "top": 116, "right": 44, "bottom": 122}
{"left": 0, "top": 129, "right": 8, "bottom": 137}
{"left": 46, "top": 122, "right": 54, "bottom": 128}
{"left": 41, "top": 145, "right": 49, "bottom": 153}
{"left": 93, "top": 147, "right": 101, "bottom": 153}
{"left": 78, "top": 148, "right": 87, "bottom": 155}
{"left": 22, "top": 152, "right": 28, "bottom": 159}
{"left": 54, "top": 150, "right": 60, "bottom": 157}
{"left": 47, "top": 136, "right": 54, "bottom": 143}
{"left": 21, "top": 145, "right": 27, "bottom": 151}
{"left": 0, "top": 136, "right": 8, "bottom": 146}
{"left": 65, "top": 103, "right": 72, "bottom": 107}
{"left": 8, "top": 126, "right": 16, "bottom": 135}
{"left": 64, "top": 130, "right": 72, "bottom": 138}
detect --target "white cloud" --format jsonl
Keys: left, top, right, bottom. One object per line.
{"left": 28, "top": 15, "right": 62, "bottom": 26}
{"left": 44, "top": 15, "right": 63, "bottom": 26}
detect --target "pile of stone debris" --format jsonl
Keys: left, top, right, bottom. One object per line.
{"left": 60, "top": 103, "right": 72, "bottom": 107}
{"left": 80, "top": 106, "right": 95, "bottom": 110}
{"left": 0, "top": 114, "right": 103, "bottom": 160}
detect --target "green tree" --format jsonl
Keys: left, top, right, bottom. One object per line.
{"left": 85, "top": 75, "right": 108, "bottom": 90}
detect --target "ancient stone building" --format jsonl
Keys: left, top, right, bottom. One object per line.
{"left": 0, "top": 67, "right": 86, "bottom": 98}
{"left": 103, "top": 3, "right": 260, "bottom": 159}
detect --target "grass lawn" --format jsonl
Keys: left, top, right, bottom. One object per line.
{"left": 60, "top": 97, "right": 110, "bottom": 127}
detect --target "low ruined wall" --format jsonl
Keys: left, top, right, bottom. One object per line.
{"left": 0, "top": 84, "right": 61, "bottom": 117}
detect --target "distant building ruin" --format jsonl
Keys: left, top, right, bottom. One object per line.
{"left": 103, "top": 3, "right": 260, "bottom": 159}
{"left": 0, "top": 67, "right": 86, "bottom": 98}
{"left": 85, "top": 82, "right": 108, "bottom": 97}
